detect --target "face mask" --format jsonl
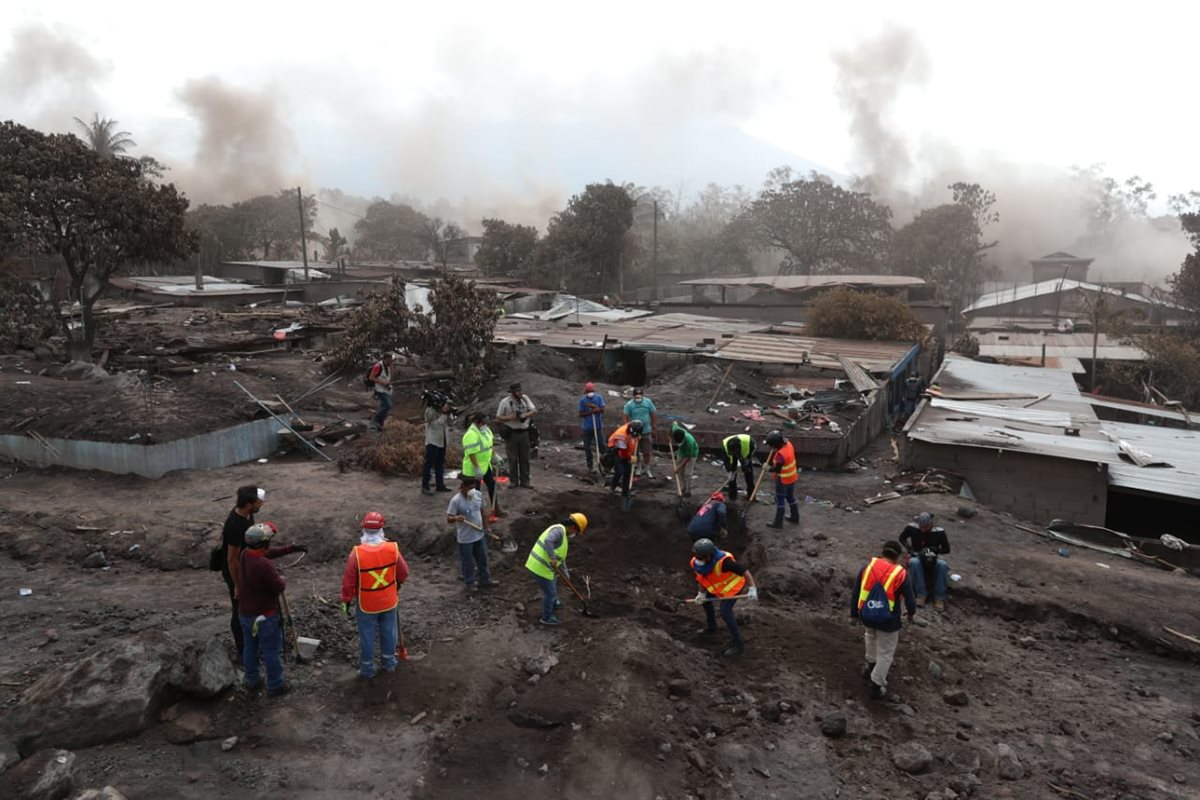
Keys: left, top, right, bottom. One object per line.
{"left": 586, "top": 392, "right": 595, "bottom": 398}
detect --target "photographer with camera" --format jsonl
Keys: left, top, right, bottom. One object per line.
{"left": 496, "top": 382, "right": 537, "bottom": 489}
{"left": 898, "top": 512, "right": 951, "bottom": 611}
{"left": 421, "top": 390, "right": 456, "bottom": 496}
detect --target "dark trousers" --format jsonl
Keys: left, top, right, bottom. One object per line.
{"left": 422, "top": 444, "right": 446, "bottom": 489}
{"left": 774, "top": 479, "right": 799, "bottom": 525}
{"left": 583, "top": 426, "right": 604, "bottom": 468}
{"left": 459, "top": 539, "right": 492, "bottom": 586}
{"left": 724, "top": 454, "right": 755, "bottom": 498}
{"left": 613, "top": 458, "right": 633, "bottom": 496}
{"left": 702, "top": 596, "right": 742, "bottom": 646}
{"left": 227, "top": 582, "right": 243, "bottom": 664}
{"left": 478, "top": 468, "right": 500, "bottom": 513}
{"left": 373, "top": 392, "right": 392, "bottom": 429}
{"left": 506, "top": 429, "right": 532, "bottom": 486}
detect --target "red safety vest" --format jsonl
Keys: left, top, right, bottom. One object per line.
{"left": 354, "top": 542, "right": 401, "bottom": 613}
{"left": 691, "top": 553, "right": 747, "bottom": 598}
{"left": 857, "top": 557, "right": 906, "bottom": 612}
{"left": 775, "top": 441, "right": 798, "bottom": 485}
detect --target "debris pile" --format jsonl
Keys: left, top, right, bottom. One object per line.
{"left": 351, "top": 421, "right": 463, "bottom": 477}
{"left": 864, "top": 468, "right": 967, "bottom": 505}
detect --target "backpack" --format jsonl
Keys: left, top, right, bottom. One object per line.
{"left": 363, "top": 362, "right": 381, "bottom": 391}
{"left": 859, "top": 580, "right": 895, "bottom": 627}
{"left": 209, "top": 541, "right": 225, "bottom": 572}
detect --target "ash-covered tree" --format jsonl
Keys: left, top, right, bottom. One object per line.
{"left": 187, "top": 203, "right": 254, "bottom": 259}
{"left": 0, "top": 121, "right": 195, "bottom": 358}
{"left": 805, "top": 286, "right": 925, "bottom": 341}
{"left": 527, "top": 182, "right": 635, "bottom": 293}
{"left": 677, "top": 183, "right": 755, "bottom": 275}
{"left": 325, "top": 227, "right": 348, "bottom": 262}
{"left": 890, "top": 183, "right": 998, "bottom": 314}
{"left": 326, "top": 274, "right": 498, "bottom": 398}
{"left": 476, "top": 218, "right": 539, "bottom": 277}
{"left": 424, "top": 217, "right": 467, "bottom": 268}
{"left": 237, "top": 190, "right": 316, "bottom": 260}
{"left": 353, "top": 199, "right": 431, "bottom": 261}
{"left": 748, "top": 168, "right": 893, "bottom": 275}
{"left": 0, "top": 276, "right": 58, "bottom": 354}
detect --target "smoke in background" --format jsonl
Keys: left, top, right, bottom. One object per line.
{"left": 0, "top": 25, "right": 109, "bottom": 133}
{"left": 833, "top": 25, "right": 1189, "bottom": 283}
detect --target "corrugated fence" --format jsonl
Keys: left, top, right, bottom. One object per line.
{"left": 0, "top": 418, "right": 281, "bottom": 479}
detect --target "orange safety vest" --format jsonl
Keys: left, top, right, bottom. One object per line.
{"left": 608, "top": 423, "right": 636, "bottom": 461}
{"left": 775, "top": 441, "right": 798, "bottom": 485}
{"left": 354, "top": 542, "right": 401, "bottom": 613}
{"left": 691, "top": 552, "right": 747, "bottom": 598}
{"left": 857, "top": 557, "right": 905, "bottom": 612}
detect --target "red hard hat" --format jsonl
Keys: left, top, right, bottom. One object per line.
{"left": 361, "top": 511, "right": 385, "bottom": 530}
{"left": 261, "top": 521, "right": 279, "bottom": 534}
{"left": 710, "top": 491, "right": 726, "bottom": 503}
{"left": 584, "top": 381, "right": 595, "bottom": 391}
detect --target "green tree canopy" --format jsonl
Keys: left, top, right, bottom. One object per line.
{"left": 805, "top": 286, "right": 925, "bottom": 341}
{"left": 353, "top": 200, "right": 431, "bottom": 261}
{"left": 476, "top": 218, "right": 539, "bottom": 277}
{"left": 528, "top": 182, "right": 635, "bottom": 293}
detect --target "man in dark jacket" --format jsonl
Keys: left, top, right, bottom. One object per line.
{"left": 686, "top": 492, "right": 728, "bottom": 543}
{"left": 850, "top": 540, "right": 918, "bottom": 700}
{"left": 237, "top": 522, "right": 305, "bottom": 697}
{"left": 898, "top": 512, "right": 951, "bottom": 611}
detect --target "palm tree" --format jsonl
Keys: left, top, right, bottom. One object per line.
{"left": 73, "top": 113, "right": 135, "bottom": 160}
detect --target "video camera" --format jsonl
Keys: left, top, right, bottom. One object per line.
{"left": 422, "top": 388, "right": 459, "bottom": 418}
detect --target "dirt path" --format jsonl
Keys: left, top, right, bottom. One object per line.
{"left": 1, "top": 434, "right": 1198, "bottom": 799}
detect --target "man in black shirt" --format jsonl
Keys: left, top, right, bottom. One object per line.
{"left": 898, "top": 511, "right": 951, "bottom": 611}
{"left": 221, "top": 485, "right": 264, "bottom": 663}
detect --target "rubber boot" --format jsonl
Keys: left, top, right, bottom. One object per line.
{"left": 767, "top": 507, "right": 785, "bottom": 529}
{"left": 787, "top": 504, "right": 800, "bottom": 525}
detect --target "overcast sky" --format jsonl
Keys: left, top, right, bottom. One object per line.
{"left": 4, "top": 1, "right": 1198, "bottom": 220}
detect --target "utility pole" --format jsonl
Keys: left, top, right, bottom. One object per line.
{"left": 296, "top": 186, "right": 309, "bottom": 281}
{"left": 652, "top": 199, "right": 659, "bottom": 303}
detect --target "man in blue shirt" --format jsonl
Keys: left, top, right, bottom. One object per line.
{"left": 623, "top": 388, "right": 657, "bottom": 478}
{"left": 687, "top": 491, "right": 728, "bottom": 543}
{"left": 578, "top": 381, "right": 606, "bottom": 474}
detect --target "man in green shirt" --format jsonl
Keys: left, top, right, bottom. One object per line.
{"left": 462, "top": 412, "right": 503, "bottom": 517}
{"left": 670, "top": 422, "right": 700, "bottom": 497}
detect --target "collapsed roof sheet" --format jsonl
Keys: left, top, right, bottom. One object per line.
{"left": 1102, "top": 422, "right": 1200, "bottom": 501}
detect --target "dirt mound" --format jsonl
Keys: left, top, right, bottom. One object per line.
{"left": 346, "top": 420, "right": 463, "bottom": 477}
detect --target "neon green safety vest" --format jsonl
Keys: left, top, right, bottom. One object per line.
{"left": 525, "top": 524, "right": 568, "bottom": 580}
{"left": 723, "top": 434, "right": 752, "bottom": 459}
{"left": 462, "top": 424, "right": 494, "bottom": 476}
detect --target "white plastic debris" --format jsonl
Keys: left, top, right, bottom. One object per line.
{"left": 19, "top": 588, "right": 33, "bottom": 596}
{"left": 949, "top": 574, "right": 962, "bottom": 582}
{"left": 257, "top": 458, "right": 269, "bottom": 464}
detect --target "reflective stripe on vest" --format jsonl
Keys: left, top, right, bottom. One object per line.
{"left": 776, "top": 441, "right": 798, "bottom": 484}
{"left": 525, "top": 524, "right": 568, "bottom": 580}
{"left": 857, "top": 557, "right": 905, "bottom": 612}
{"left": 723, "top": 434, "right": 751, "bottom": 459}
{"left": 354, "top": 542, "right": 400, "bottom": 614}
{"left": 462, "top": 425, "right": 493, "bottom": 476}
{"left": 691, "top": 553, "right": 746, "bottom": 598}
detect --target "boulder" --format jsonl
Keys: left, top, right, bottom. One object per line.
{"left": 81, "top": 552, "right": 108, "bottom": 569}
{"left": 893, "top": 742, "right": 933, "bottom": 774}
{"left": 942, "top": 689, "right": 970, "bottom": 707}
{"left": 996, "top": 743, "right": 1024, "bottom": 780}
{"left": 0, "top": 749, "right": 77, "bottom": 800}
{"left": 667, "top": 679, "right": 692, "bottom": 697}
{"left": 947, "top": 746, "right": 981, "bottom": 774}
{"left": 522, "top": 653, "right": 558, "bottom": 676}
{"left": 170, "top": 638, "right": 237, "bottom": 699}
{"left": 492, "top": 685, "right": 518, "bottom": 709}
{"left": 820, "top": 711, "right": 848, "bottom": 738}
{"left": 72, "top": 789, "right": 128, "bottom": 800}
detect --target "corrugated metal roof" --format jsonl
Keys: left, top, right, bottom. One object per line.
{"left": 713, "top": 334, "right": 915, "bottom": 371}
{"left": 976, "top": 332, "right": 1146, "bottom": 361}
{"left": 908, "top": 417, "right": 1124, "bottom": 463}
{"left": 1103, "top": 422, "right": 1200, "bottom": 501}
{"left": 679, "top": 275, "right": 925, "bottom": 290}
{"left": 963, "top": 279, "right": 1163, "bottom": 314}
{"left": 1088, "top": 395, "right": 1194, "bottom": 423}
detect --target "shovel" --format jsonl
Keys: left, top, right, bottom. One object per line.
{"left": 279, "top": 591, "right": 304, "bottom": 663}
{"left": 552, "top": 562, "right": 597, "bottom": 617}
{"left": 739, "top": 448, "right": 775, "bottom": 522}
{"left": 396, "top": 619, "right": 428, "bottom": 661}
{"left": 667, "top": 434, "right": 690, "bottom": 523}
{"left": 620, "top": 439, "right": 639, "bottom": 513}
{"left": 591, "top": 416, "right": 608, "bottom": 480}
{"left": 462, "top": 517, "right": 518, "bottom": 554}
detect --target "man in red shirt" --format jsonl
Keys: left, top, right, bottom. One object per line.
{"left": 237, "top": 522, "right": 306, "bottom": 697}
{"left": 340, "top": 511, "right": 410, "bottom": 678}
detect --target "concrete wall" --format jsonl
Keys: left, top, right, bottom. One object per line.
{"left": 905, "top": 441, "right": 1108, "bottom": 525}
{"left": 0, "top": 418, "right": 281, "bottom": 479}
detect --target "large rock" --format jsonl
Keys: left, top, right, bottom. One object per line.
{"left": 893, "top": 742, "right": 933, "bottom": 774}
{"left": 996, "top": 743, "right": 1024, "bottom": 780}
{"left": 170, "top": 638, "right": 237, "bottom": 699}
{"left": 820, "top": 711, "right": 848, "bottom": 738}
{"left": 0, "top": 749, "right": 77, "bottom": 800}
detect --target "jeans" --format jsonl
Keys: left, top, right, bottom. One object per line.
{"left": 534, "top": 574, "right": 557, "bottom": 621}
{"left": 774, "top": 479, "right": 799, "bottom": 524}
{"left": 459, "top": 538, "right": 492, "bottom": 586}
{"left": 582, "top": 426, "right": 604, "bottom": 468}
{"left": 373, "top": 392, "right": 393, "bottom": 429}
{"left": 612, "top": 458, "right": 633, "bottom": 496}
{"left": 724, "top": 454, "right": 754, "bottom": 498}
{"left": 506, "top": 430, "right": 532, "bottom": 486}
{"left": 356, "top": 607, "right": 398, "bottom": 678}
{"left": 227, "top": 583, "right": 243, "bottom": 665}
{"left": 908, "top": 557, "right": 949, "bottom": 600}
{"left": 701, "top": 596, "right": 742, "bottom": 646}
{"left": 240, "top": 613, "right": 285, "bottom": 691}
{"left": 864, "top": 627, "right": 900, "bottom": 688}
{"left": 422, "top": 444, "right": 446, "bottom": 490}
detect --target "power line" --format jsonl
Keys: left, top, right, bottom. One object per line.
{"left": 314, "top": 198, "right": 367, "bottom": 219}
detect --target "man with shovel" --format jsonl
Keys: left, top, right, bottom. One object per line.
{"left": 446, "top": 476, "right": 500, "bottom": 593}
{"left": 607, "top": 419, "right": 642, "bottom": 506}
{"left": 237, "top": 522, "right": 305, "bottom": 697}
{"left": 578, "top": 382, "right": 606, "bottom": 475}
{"left": 524, "top": 513, "right": 588, "bottom": 626}
{"left": 339, "top": 511, "right": 409, "bottom": 679}
{"left": 721, "top": 434, "right": 755, "bottom": 501}
{"left": 689, "top": 538, "right": 758, "bottom": 658}
{"left": 669, "top": 422, "right": 699, "bottom": 497}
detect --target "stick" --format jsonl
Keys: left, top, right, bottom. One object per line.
{"left": 1046, "top": 781, "right": 1092, "bottom": 800}
{"left": 745, "top": 448, "right": 775, "bottom": 506}
{"left": 293, "top": 370, "right": 345, "bottom": 404}
{"left": 667, "top": 432, "right": 683, "bottom": 499}
{"left": 1162, "top": 626, "right": 1200, "bottom": 646}
{"left": 684, "top": 592, "right": 752, "bottom": 604}
{"left": 706, "top": 362, "right": 735, "bottom": 409}
{"left": 233, "top": 380, "right": 333, "bottom": 462}
{"left": 279, "top": 591, "right": 302, "bottom": 662}
{"left": 626, "top": 437, "right": 639, "bottom": 495}
{"left": 275, "top": 393, "right": 306, "bottom": 426}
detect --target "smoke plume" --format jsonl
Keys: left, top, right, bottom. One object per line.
{"left": 833, "top": 26, "right": 1189, "bottom": 283}
{"left": 0, "top": 24, "right": 110, "bottom": 133}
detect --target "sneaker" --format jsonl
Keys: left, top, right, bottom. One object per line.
{"left": 435, "top": 486, "right": 452, "bottom": 493}
{"left": 553, "top": 599, "right": 564, "bottom": 610}
{"left": 645, "top": 469, "right": 654, "bottom": 479}
{"left": 478, "top": 580, "right": 501, "bottom": 588}
{"left": 766, "top": 522, "right": 783, "bottom": 530}
{"left": 916, "top": 596, "right": 927, "bottom": 608}
{"left": 721, "top": 644, "right": 744, "bottom": 658}
{"left": 860, "top": 662, "right": 876, "bottom": 682}
{"left": 869, "top": 682, "right": 887, "bottom": 700}
{"left": 539, "top": 616, "right": 561, "bottom": 626}
{"left": 267, "top": 683, "right": 293, "bottom": 698}
{"left": 933, "top": 599, "right": 945, "bottom": 612}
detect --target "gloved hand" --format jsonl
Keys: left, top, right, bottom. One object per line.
{"left": 747, "top": 586, "right": 758, "bottom": 602}
{"left": 292, "top": 544, "right": 308, "bottom": 553}
{"left": 341, "top": 601, "right": 352, "bottom": 619}
{"left": 694, "top": 591, "right": 707, "bottom": 604}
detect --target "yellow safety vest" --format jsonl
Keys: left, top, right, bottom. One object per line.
{"left": 462, "top": 425, "right": 494, "bottom": 476}
{"left": 525, "top": 524, "right": 568, "bottom": 581}
{"left": 723, "top": 434, "right": 752, "bottom": 459}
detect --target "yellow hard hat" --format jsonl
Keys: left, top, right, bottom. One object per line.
{"left": 568, "top": 512, "right": 588, "bottom": 535}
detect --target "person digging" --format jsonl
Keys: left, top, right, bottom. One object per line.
{"left": 524, "top": 513, "right": 588, "bottom": 626}
{"left": 690, "top": 537, "right": 757, "bottom": 658}
{"left": 446, "top": 476, "right": 499, "bottom": 593}
{"left": 607, "top": 419, "right": 642, "bottom": 498}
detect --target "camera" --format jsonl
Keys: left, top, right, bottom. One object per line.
{"left": 422, "top": 388, "right": 458, "bottom": 417}
{"left": 919, "top": 548, "right": 937, "bottom": 565}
